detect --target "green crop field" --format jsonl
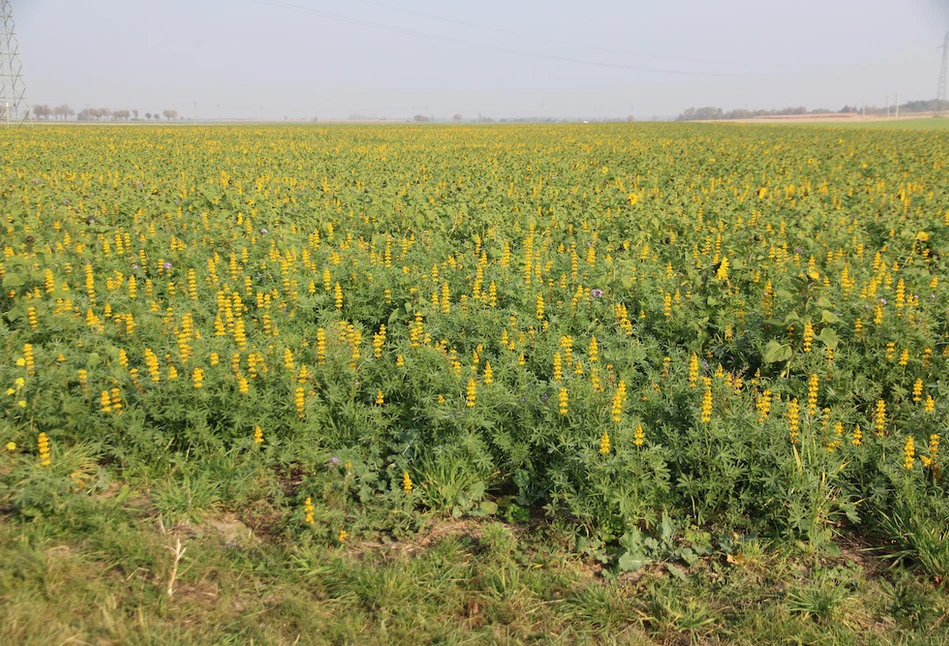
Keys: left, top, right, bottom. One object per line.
{"left": 802, "top": 116, "right": 949, "bottom": 131}
{"left": 2, "top": 123, "right": 948, "bottom": 643}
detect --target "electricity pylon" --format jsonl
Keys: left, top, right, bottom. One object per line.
{"left": 938, "top": 31, "right": 949, "bottom": 108}
{"left": 0, "top": 0, "right": 30, "bottom": 124}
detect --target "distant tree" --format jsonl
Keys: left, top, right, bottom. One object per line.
{"left": 145, "top": 112, "right": 152, "bottom": 120}
{"left": 153, "top": 113, "right": 160, "bottom": 121}
{"left": 162, "top": 109, "right": 178, "bottom": 121}
{"left": 413, "top": 114, "right": 429, "bottom": 123}
{"left": 677, "top": 106, "right": 724, "bottom": 121}
{"left": 113, "top": 109, "right": 130, "bottom": 120}
{"left": 33, "top": 104, "right": 50, "bottom": 119}
{"left": 53, "top": 104, "right": 74, "bottom": 120}
{"left": 626, "top": 115, "right": 635, "bottom": 122}
{"left": 453, "top": 113, "right": 463, "bottom": 122}
{"left": 132, "top": 109, "right": 139, "bottom": 120}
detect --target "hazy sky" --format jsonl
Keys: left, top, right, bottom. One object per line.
{"left": 17, "top": 0, "right": 949, "bottom": 120}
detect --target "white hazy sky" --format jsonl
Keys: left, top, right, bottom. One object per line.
{"left": 17, "top": 0, "right": 949, "bottom": 120}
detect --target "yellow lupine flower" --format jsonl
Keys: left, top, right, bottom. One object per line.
{"left": 633, "top": 424, "right": 645, "bottom": 447}
{"left": 37, "top": 432, "right": 51, "bottom": 467}
{"left": 466, "top": 379, "right": 477, "bottom": 407}
{"left": 599, "top": 430, "right": 610, "bottom": 454}
{"left": 903, "top": 436, "right": 915, "bottom": 470}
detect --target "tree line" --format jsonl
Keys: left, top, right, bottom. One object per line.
{"left": 678, "top": 99, "right": 949, "bottom": 121}
{"left": 31, "top": 105, "right": 183, "bottom": 121}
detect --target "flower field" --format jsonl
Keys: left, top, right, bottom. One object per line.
{"left": 2, "top": 122, "right": 948, "bottom": 584}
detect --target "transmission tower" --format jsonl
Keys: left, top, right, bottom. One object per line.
{"left": 0, "top": 0, "right": 30, "bottom": 124}
{"left": 939, "top": 31, "right": 949, "bottom": 108}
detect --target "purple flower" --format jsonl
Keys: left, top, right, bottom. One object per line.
{"left": 260, "top": 228, "right": 268, "bottom": 235}
{"left": 590, "top": 289, "right": 604, "bottom": 299}
{"left": 329, "top": 457, "right": 340, "bottom": 466}
{"left": 880, "top": 298, "right": 887, "bottom": 306}
{"left": 163, "top": 262, "right": 173, "bottom": 270}
{"left": 794, "top": 247, "right": 803, "bottom": 253}
{"left": 132, "top": 264, "right": 139, "bottom": 270}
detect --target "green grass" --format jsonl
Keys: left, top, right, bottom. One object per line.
{"left": 801, "top": 116, "right": 949, "bottom": 130}
{"left": 1, "top": 482, "right": 948, "bottom": 644}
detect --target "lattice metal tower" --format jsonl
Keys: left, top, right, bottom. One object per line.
{"left": 939, "top": 31, "right": 949, "bottom": 107}
{"left": 0, "top": 0, "right": 30, "bottom": 124}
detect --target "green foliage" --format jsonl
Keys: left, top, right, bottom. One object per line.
{"left": 1, "top": 122, "right": 948, "bottom": 575}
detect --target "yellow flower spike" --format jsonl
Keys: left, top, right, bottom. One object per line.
{"left": 802, "top": 322, "right": 814, "bottom": 353}
{"left": 303, "top": 497, "right": 315, "bottom": 525}
{"left": 316, "top": 328, "right": 326, "bottom": 365}
{"left": 294, "top": 386, "right": 306, "bottom": 418}
{"left": 874, "top": 400, "right": 886, "bottom": 436}
{"left": 700, "top": 387, "right": 713, "bottom": 424}
{"left": 558, "top": 388, "right": 568, "bottom": 415}
{"left": 37, "top": 432, "right": 51, "bottom": 466}
{"left": 402, "top": 471, "right": 413, "bottom": 495}
{"left": 99, "top": 390, "right": 112, "bottom": 414}
{"left": 903, "top": 436, "right": 916, "bottom": 470}
{"left": 925, "top": 434, "right": 940, "bottom": 468}
{"left": 466, "top": 379, "right": 477, "bottom": 408}
{"left": 786, "top": 398, "right": 800, "bottom": 444}
{"left": 806, "top": 374, "right": 819, "bottom": 416}
{"left": 375, "top": 390, "right": 384, "bottom": 405}
{"left": 633, "top": 424, "right": 645, "bottom": 447}
{"left": 253, "top": 425, "right": 264, "bottom": 444}
{"left": 688, "top": 354, "right": 699, "bottom": 388}
{"left": 599, "top": 430, "right": 610, "bottom": 454}
{"left": 756, "top": 390, "right": 772, "bottom": 422}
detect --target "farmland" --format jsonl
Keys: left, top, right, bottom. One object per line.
{"left": 2, "top": 123, "right": 949, "bottom": 642}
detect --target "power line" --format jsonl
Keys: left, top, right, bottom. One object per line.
{"left": 350, "top": 0, "right": 780, "bottom": 68}
{"left": 252, "top": 0, "right": 737, "bottom": 77}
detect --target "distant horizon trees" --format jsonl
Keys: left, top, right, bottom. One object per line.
{"left": 34, "top": 103, "right": 188, "bottom": 122}
{"left": 678, "top": 99, "right": 949, "bottom": 121}
{"left": 31, "top": 104, "right": 75, "bottom": 120}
